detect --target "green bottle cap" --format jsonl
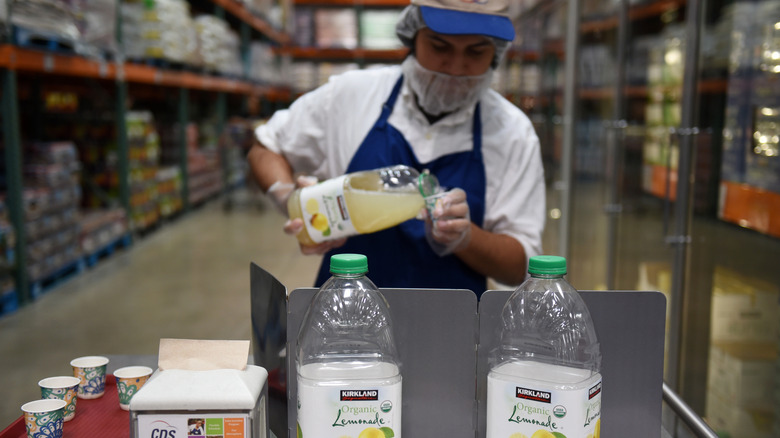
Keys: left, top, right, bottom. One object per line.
{"left": 528, "top": 255, "right": 567, "bottom": 275}
{"left": 330, "top": 254, "right": 368, "bottom": 274}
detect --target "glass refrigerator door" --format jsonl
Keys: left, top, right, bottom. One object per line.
{"left": 685, "top": 2, "right": 780, "bottom": 437}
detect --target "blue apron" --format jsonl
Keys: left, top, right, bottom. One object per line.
{"left": 314, "top": 76, "right": 487, "bottom": 295}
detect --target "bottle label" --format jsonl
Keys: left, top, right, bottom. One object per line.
{"left": 486, "top": 374, "right": 602, "bottom": 438}
{"left": 299, "top": 175, "right": 357, "bottom": 243}
{"left": 297, "top": 380, "right": 402, "bottom": 438}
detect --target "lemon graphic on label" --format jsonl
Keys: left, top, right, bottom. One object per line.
{"left": 305, "top": 198, "right": 319, "bottom": 214}
{"left": 531, "top": 431, "right": 556, "bottom": 438}
{"left": 358, "top": 427, "right": 394, "bottom": 438}
{"left": 509, "top": 433, "right": 528, "bottom": 438}
{"left": 310, "top": 213, "right": 329, "bottom": 232}
{"left": 595, "top": 418, "right": 601, "bottom": 438}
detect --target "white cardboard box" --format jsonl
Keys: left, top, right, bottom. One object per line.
{"left": 130, "top": 366, "right": 269, "bottom": 438}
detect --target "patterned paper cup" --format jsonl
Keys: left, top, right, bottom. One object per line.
{"left": 21, "top": 399, "right": 66, "bottom": 438}
{"left": 114, "top": 366, "right": 154, "bottom": 410}
{"left": 38, "top": 376, "right": 80, "bottom": 422}
{"left": 70, "top": 356, "right": 110, "bottom": 399}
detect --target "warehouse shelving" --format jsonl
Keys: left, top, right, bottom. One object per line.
{"left": 0, "top": 0, "right": 294, "bottom": 312}
{"left": 278, "top": 46, "right": 407, "bottom": 61}
{"left": 285, "top": 0, "right": 408, "bottom": 82}
{"left": 294, "top": 0, "right": 407, "bottom": 5}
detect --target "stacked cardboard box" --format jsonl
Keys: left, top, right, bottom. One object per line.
{"left": 22, "top": 142, "right": 82, "bottom": 284}
{"left": 706, "top": 267, "right": 779, "bottom": 437}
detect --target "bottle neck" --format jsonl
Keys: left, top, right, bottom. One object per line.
{"left": 529, "top": 273, "right": 565, "bottom": 279}
{"left": 332, "top": 272, "right": 367, "bottom": 279}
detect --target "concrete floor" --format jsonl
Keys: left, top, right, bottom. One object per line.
{"left": 0, "top": 191, "right": 322, "bottom": 429}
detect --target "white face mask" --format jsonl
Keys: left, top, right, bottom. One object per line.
{"left": 401, "top": 56, "right": 493, "bottom": 117}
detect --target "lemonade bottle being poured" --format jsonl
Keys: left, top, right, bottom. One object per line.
{"left": 487, "top": 256, "right": 602, "bottom": 438}
{"left": 296, "top": 253, "right": 402, "bottom": 438}
{"left": 287, "top": 165, "right": 439, "bottom": 246}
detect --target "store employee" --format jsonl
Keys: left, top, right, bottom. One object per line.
{"left": 248, "top": 0, "right": 545, "bottom": 294}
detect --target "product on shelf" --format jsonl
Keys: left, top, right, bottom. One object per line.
{"left": 126, "top": 111, "right": 163, "bottom": 231}
{"left": 79, "top": 208, "right": 129, "bottom": 256}
{"left": 121, "top": 1, "right": 145, "bottom": 60}
{"left": 360, "top": 9, "right": 403, "bottom": 50}
{"left": 314, "top": 8, "right": 357, "bottom": 49}
{"left": 195, "top": 15, "right": 243, "bottom": 76}
{"left": 642, "top": 25, "right": 685, "bottom": 200}
{"left": 290, "top": 62, "right": 317, "bottom": 93}
{"left": 243, "top": 0, "right": 288, "bottom": 31}
{"left": 10, "top": 0, "right": 116, "bottom": 59}
{"left": 293, "top": 7, "right": 314, "bottom": 47}
{"left": 249, "top": 42, "right": 288, "bottom": 85}
{"left": 9, "top": 0, "right": 80, "bottom": 44}
{"left": 184, "top": 123, "right": 224, "bottom": 206}
{"left": 138, "top": 0, "right": 198, "bottom": 64}
{"left": 22, "top": 142, "right": 83, "bottom": 283}
{"left": 156, "top": 166, "right": 182, "bottom": 217}
{"left": 718, "top": 0, "right": 780, "bottom": 238}
{"left": 75, "top": 0, "right": 117, "bottom": 58}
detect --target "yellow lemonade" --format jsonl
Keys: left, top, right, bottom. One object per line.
{"left": 344, "top": 189, "right": 424, "bottom": 234}
{"left": 288, "top": 167, "right": 428, "bottom": 246}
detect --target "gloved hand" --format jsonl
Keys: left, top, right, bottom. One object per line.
{"left": 279, "top": 175, "right": 347, "bottom": 255}
{"left": 266, "top": 175, "right": 318, "bottom": 216}
{"left": 424, "top": 188, "right": 472, "bottom": 256}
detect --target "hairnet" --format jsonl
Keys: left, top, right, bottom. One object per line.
{"left": 395, "top": 5, "right": 512, "bottom": 68}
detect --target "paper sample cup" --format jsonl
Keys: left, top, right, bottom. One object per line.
{"left": 114, "top": 366, "right": 153, "bottom": 410}
{"left": 21, "top": 399, "right": 66, "bottom": 438}
{"left": 70, "top": 356, "right": 110, "bottom": 399}
{"left": 38, "top": 376, "right": 80, "bottom": 421}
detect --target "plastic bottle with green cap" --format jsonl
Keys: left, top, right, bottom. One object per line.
{"left": 287, "top": 165, "right": 439, "bottom": 246}
{"left": 486, "top": 255, "right": 602, "bottom": 438}
{"left": 296, "top": 253, "right": 402, "bottom": 438}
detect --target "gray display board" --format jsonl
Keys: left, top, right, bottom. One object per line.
{"left": 250, "top": 262, "right": 288, "bottom": 372}
{"left": 285, "top": 288, "right": 666, "bottom": 438}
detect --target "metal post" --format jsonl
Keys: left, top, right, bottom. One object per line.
{"left": 216, "top": 92, "right": 229, "bottom": 193}
{"left": 558, "top": 0, "right": 581, "bottom": 260}
{"left": 2, "top": 69, "right": 30, "bottom": 303}
{"left": 115, "top": 0, "right": 131, "bottom": 220}
{"left": 667, "top": 0, "right": 703, "bottom": 392}
{"left": 116, "top": 81, "right": 130, "bottom": 216}
{"left": 241, "top": 21, "right": 251, "bottom": 81}
{"left": 179, "top": 87, "right": 190, "bottom": 211}
{"left": 605, "top": 1, "right": 629, "bottom": 290}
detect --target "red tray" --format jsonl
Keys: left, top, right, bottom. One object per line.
{"left": 1, "top": 376, "right": 130, "bottom": 438}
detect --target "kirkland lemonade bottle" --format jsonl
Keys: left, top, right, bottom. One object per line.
{"left": 287, "top": 165, "right": 439, "bottom": 246}
{"left": 296, "top": 254, "right": 402, "bottom": 438}
{"left": 487, "top": 256, "right": 602, "bottom": 438}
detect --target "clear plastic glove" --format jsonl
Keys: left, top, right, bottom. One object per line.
{"left": 280, "top": 175, "right": 347, "bottom": 255}
{"left": 267, "top": 175, "right": 318, "bottom": 216}
{"left": 424, "top": 188, "right": 472, "bottom": 256}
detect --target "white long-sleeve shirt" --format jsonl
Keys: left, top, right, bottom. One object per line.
{"left": 256, "top": 65, "right": 546, "bottom": 263}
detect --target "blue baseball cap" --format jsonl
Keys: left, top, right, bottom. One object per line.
{"left": 414, "top": 0, "right": 516, "bottom": 41}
